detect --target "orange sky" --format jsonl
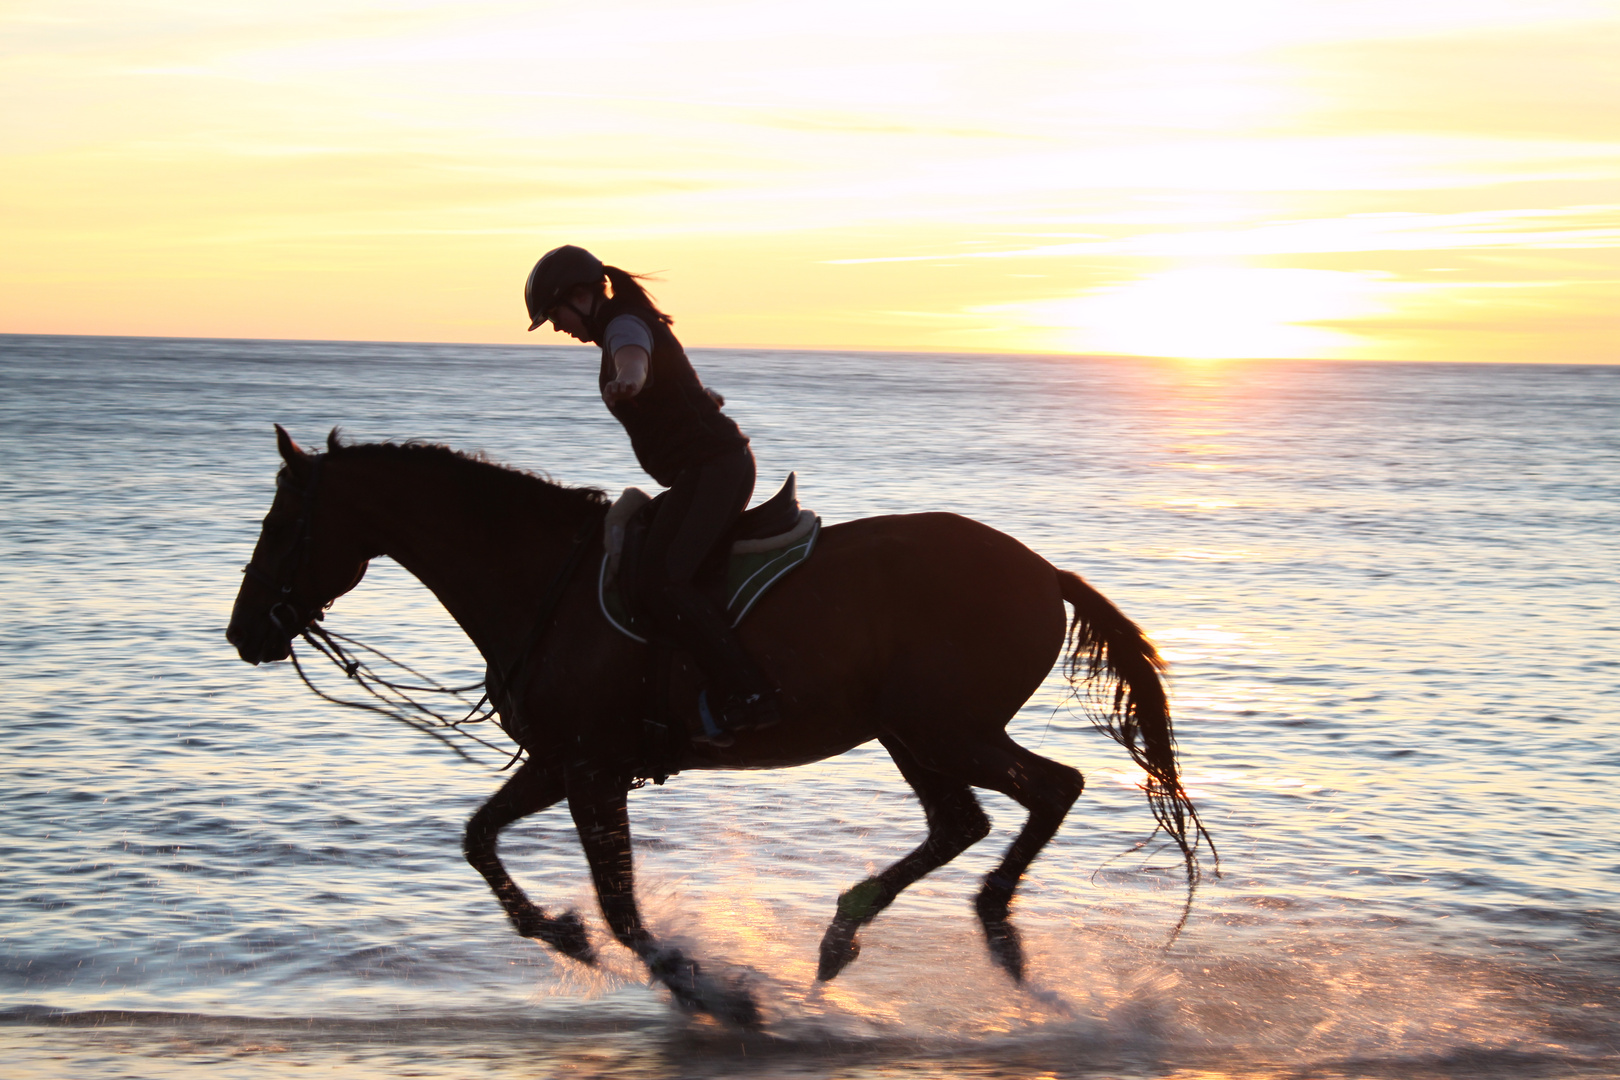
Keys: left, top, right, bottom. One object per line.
{"left": 3, "top": 0, "right": 1617, "bottom": 361}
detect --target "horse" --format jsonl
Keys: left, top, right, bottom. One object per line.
{"left": 226, "top": 426, "right": 1210, "bottom": 1025}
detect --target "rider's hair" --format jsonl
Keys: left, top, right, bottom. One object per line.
{"left": 601, "top": 265, "right": 675, "bottom": 326}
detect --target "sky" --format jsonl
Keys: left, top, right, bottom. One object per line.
{"left": 2, "top": 0, "right": 1617, "bottom": 361}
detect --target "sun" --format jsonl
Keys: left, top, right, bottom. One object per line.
{"left": 978, "top": 266, "right": 1388, "bottom": 359}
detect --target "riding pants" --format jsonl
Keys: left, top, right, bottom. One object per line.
{"left": 633, "top": 447, "right": 771, "bottom": 702}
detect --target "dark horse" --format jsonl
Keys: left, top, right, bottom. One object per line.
{"left": 227, "top": 427, "right": 1209, "bottom": 1024}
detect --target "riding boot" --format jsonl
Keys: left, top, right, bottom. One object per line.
{"left": 649, "top": 580, "right": 781, "bottom": 740}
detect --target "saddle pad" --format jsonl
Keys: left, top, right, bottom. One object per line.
{"left": 599, "top": 515, "right": 820, "bottom": 643}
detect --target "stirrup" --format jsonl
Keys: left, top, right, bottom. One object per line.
{"left": 725, "top": 690, "right": 782, "bottom": 734}
{"left": 693, "top": 689, "right": 780, "bottom": 747}
{"left": 694, "top": 691, "right": 736, "bottom": 747}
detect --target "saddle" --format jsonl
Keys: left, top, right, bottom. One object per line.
{"left": 599, "top": 473, "right": 820, "bottom": 642}
{"left": 597, "top": 475, "right": 820, "bottom": 781}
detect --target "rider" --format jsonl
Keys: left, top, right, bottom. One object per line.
{"left": 525, "top": 244, "right": 780, "bottom": 741}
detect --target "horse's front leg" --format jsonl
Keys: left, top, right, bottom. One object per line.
{"left": 566, "top": 773, "right": 760, "bottom": 1027}
{"left": 464, "top": 758, "right": 594, "bottom": 964}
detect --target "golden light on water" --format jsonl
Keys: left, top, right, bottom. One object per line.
{"left": 2, "top": 0, "right": 1617, "bottom": 361}
{"left": 1164, "top": 498, "right": 1239, "bottom": 512}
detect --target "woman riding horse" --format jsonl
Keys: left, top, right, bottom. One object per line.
{"left": 228, "top": 426, "right": 1211, "bottom": 1026}
{"left": 525, "top": 245, "right": 778, "bottom": 743}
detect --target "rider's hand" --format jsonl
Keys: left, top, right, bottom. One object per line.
{"left": 603, "top": 345, "right": 649, "bottom": 405}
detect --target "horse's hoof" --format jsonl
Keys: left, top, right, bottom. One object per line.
{"left": 647, "top": 951, "right": 711, "bottom": 1011}
{"left": 982, "top": 917, "right": 1025, "bottom": 983}
{"left": 816, "top": 916, "right": 861, "bottom": 982}
{"left": 711, "top": 981, "right": 763, "bottom": 1030}
{"left": 546, "top": 909, "right": 596, "bottom": 965}
{"left": 647, "top": 945, "right": 705, "bottom": 1007}
{"left": 645, "top": 947, "right": 762, "bottom": 1029}
{"left": 514, "top": 907, "right": 596, "bottom": 965}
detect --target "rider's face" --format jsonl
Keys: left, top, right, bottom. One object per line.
{"left": 547, "top": 292, "right": 592, "bottom": 342}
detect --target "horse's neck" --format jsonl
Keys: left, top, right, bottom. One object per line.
{"left": 350, "top": 460, "right": 580, "bottom": 668}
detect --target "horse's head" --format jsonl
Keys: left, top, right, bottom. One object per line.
{"left": 226, "top": 425, "right": 370, "bottom": 664}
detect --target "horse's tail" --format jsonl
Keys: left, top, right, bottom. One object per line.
{"left": 1056, "top": 569, "right": 1216, "bottom": 882}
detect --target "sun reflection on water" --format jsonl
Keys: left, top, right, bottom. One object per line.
{"left": 5, "top": 341, "right": 1618, "bottom": 1078}
{"left": 1164, "top": 497, "right": 1239, "bottom": 511}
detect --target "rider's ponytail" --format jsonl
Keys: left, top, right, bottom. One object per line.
{"left": 603, "top": 265, "right": 674, "bottom": 326}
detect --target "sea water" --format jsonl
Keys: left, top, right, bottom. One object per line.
{"left": 1, "top": 334, "right": 1616, "bottom": 1078}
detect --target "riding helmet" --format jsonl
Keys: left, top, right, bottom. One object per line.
{"left": 525, "top": 245, "right": 605, "bottom": 330}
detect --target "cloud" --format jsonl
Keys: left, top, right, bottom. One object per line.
{"left": 3, "top": 0, "right": 1617, "bottom": 358}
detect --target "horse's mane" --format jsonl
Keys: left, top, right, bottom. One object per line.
{"left": 325, "top": 431, "right": 609, "bottom": 522}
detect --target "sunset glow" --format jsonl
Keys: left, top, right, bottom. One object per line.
{"left": 3, "top": 0, "right": 1616, "bottom": 361}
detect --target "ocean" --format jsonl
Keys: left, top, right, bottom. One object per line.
{"left": 2, "top": 334, "right": 1617, "bottom": 1078}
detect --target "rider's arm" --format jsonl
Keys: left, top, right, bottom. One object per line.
{"left": 603, "top": 345, "right": 648, "bottom": 404}
{"left": 601, "top": 314, "right": 653, "bottom": 404}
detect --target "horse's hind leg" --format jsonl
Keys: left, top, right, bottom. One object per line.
{"left": 904, "top": 731, "right": 1084, "bottom": 983}
{"left": 817, "top": 736, "right": 992, "bottom": 982}
{"left": 464, "top": 759, "right": 594, "bottom": 964}
{"left": 566, "top": 774, "right": 760, "bottom": 1028}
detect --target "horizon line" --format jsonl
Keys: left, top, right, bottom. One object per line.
{"left": 2, "top": 331, "right": 1614, "bottom": 367}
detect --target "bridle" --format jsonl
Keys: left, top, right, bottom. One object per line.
{"left": 241, "top": 456, "right": 327, "bottom": 642}
{"left": 239, "top": 451, "right": 600, "bottom": 770}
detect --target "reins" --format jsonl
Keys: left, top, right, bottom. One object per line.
{"left": 290, "top": 514, "right": 598, "bottom": 771}
{"left": 289, "top": 623, "right": 500, "bottom": 765}
{"left": 245, "top": 450, "right": 600, "bottom": 771}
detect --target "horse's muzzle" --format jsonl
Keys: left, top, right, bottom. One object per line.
{"left": 225, "top": 613, "right": 293, "bottom": 665}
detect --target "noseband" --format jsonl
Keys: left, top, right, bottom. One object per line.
{"left": 241, "top": 457, "right": 326, "bottom": 639}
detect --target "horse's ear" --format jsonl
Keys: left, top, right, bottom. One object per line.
{"left": 274, "top": 424, "right": 310, "bottom": 475}
{"left": 327, "top": 427, "right": 343, "bottom": 453}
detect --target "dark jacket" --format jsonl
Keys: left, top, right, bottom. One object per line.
{"left": 593, "top": 295, "right": 748, "bottom": 486}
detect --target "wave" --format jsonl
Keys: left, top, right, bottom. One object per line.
{"left": 4, "top": 1002, "right": 1618, "bottom": 1080}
